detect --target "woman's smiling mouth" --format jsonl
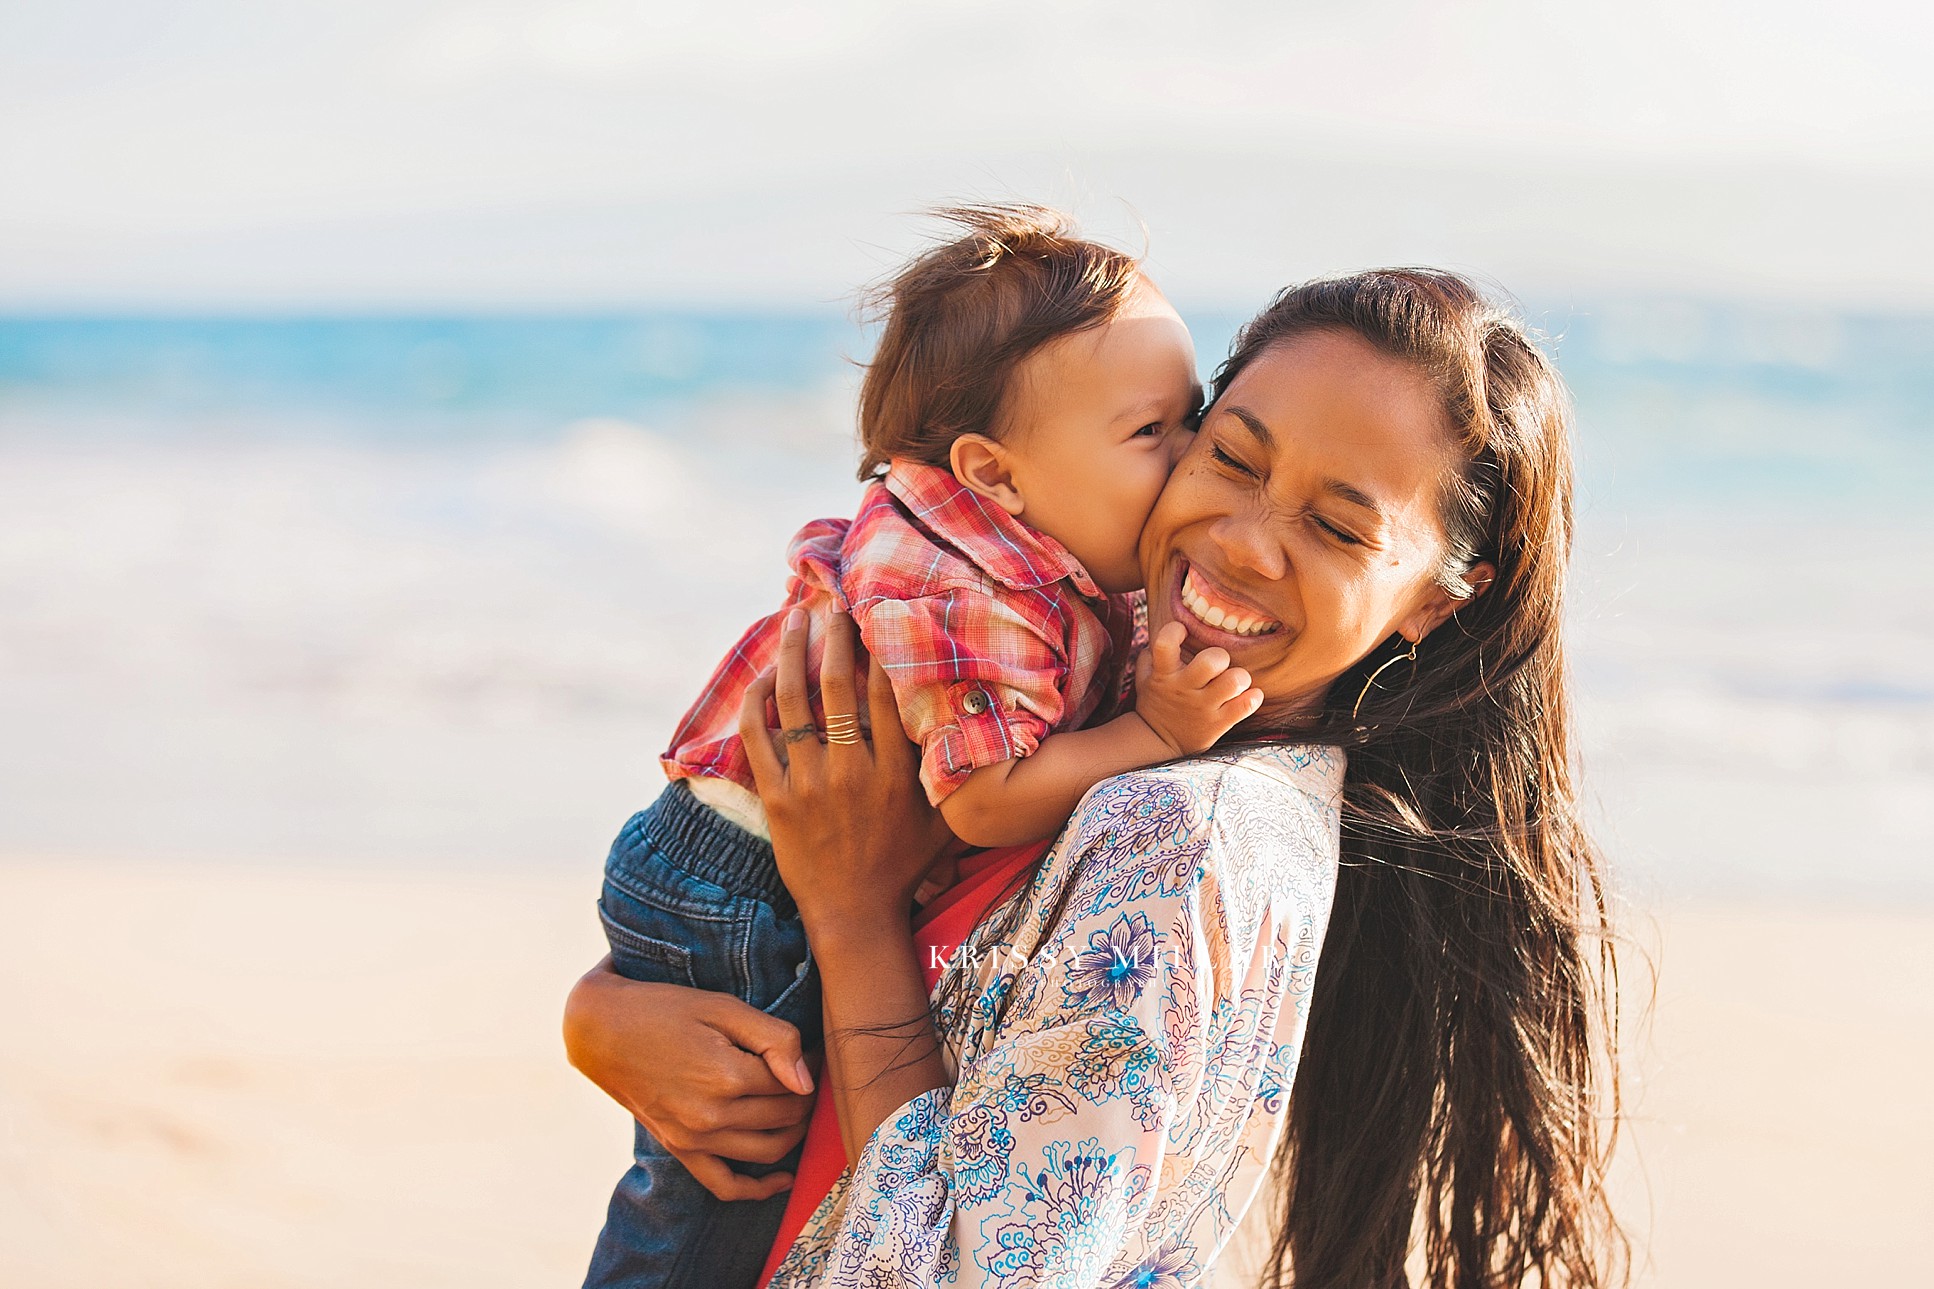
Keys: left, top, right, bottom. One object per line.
{"left": 1177, "top": 561, "right": 1283, "bottom": 638}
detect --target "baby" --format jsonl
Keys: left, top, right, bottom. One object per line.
{"left": 583, "top": 205, "right": 1263, "bottom": 1289}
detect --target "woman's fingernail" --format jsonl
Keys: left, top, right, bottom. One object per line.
{"left": 786, "top": 608, "right": 806, "bottom": 632}
{"left": 793, "top": 1058, "right": 815, "bottom": 1093}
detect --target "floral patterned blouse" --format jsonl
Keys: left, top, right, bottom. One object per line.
{"left": 769, "top": 743, "right": 1346, "bottom": 1288}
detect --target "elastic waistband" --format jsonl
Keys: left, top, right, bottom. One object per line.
{"left": 647, "top": 781, "right": 790, "bottom": 912}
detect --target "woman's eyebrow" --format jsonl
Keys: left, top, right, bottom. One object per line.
{"left": 1227, "top": 405, "right": 1274, "bottom": 447}
{"left": 1322, "top": 478, "right": 1384, "bottom": 517}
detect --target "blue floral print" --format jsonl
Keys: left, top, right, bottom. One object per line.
{"left": 1062, "top": 913, "right": 1160, "bottom": 1012}
{"left": 1105, "top": 1239, "right": 1196, "bottom": 1289}
{"left": 769, "top": 745, "right": 1345, "bottom": 1288}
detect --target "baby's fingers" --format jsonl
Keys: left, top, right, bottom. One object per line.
{"left": 1205, "top": 666, "right": 1253, "bottom": 706}
{"left": 1219, "top": 686, "right": 1266, "bottom": 725}
{"left": 1149, "top": 621, "right": 1187, "bottom": 676}
{"left": 1180, "top": 645, "right": 1232, "bottom": 686}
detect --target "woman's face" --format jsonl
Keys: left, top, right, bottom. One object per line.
{"left": 1139, "top": 328, "right": 1486, "bottom": 720}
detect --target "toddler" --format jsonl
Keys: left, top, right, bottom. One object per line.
{"left": 583, "top": 205, "right": 1264, "bottom": 1289}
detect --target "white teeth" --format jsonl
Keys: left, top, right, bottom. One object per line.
{"left": 1182, "top": 568, "right": 1280, "bottom": 637}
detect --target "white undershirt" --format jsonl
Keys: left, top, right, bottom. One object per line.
{"left": 684, "top": 775, "right": 771, "bottom": 840}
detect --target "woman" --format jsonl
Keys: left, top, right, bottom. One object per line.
{"left": 565, "top": 270, "right": 1623, "bottom": 1287}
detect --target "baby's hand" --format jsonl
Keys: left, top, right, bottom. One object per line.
{"left": 1133, "top": 622, "right": 1266, "bottom": 756}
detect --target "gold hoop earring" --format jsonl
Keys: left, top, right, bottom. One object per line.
{"left": 1351, "top": 635, "right": 1420, "bottom": 721}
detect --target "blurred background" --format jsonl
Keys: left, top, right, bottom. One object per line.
{"left": 1, "top": 2, "right": 1928, "bottom": 1286}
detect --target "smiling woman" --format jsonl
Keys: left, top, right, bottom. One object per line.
{"left": 565, "top": 268, "right": 1623, "bottom": 1289}
{"left": 1144, "top": 327, "right": 1493, "bottom": 718}
{"left": 1196, "top": 273, "right": 1619, "bottom": 1288}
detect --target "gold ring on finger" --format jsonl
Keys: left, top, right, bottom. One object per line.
{"left": 822, "top": 713, "right": 864, "bottom": 746}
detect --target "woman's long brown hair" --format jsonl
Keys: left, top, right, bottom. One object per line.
{"left": 1229, "top": 270, "right": 1625, "bottom": 1288}
{"left": 929, "top": 268, "right": 1623, "bottom": 1287}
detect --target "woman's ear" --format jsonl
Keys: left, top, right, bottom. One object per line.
{"left": 1401, "top": 560, "right": 1496, "bottom": 643}
{"left": 949, "top": 435, "right": 1026, "bottom": 517}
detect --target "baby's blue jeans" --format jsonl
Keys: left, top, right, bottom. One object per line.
{"left": 582, "top": 782, "right": 819, "bottom": 1289}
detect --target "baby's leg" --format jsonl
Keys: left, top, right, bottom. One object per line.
{"left": 582, "top": 784, "right": 820, "bottom": 1289}
{"left": 585, "top": 1131, "right": 789, "bottom": 1289}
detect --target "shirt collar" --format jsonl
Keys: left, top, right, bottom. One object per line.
{"left": 884, "top": 459, "right": 1102, "bottom": 599}
{"left": 1235, "top": 743, "right": 1347, "bottom": 804}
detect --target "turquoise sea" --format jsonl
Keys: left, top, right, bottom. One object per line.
{"left": 2, "top": 305, "right": 1929, "bottom": 899}
{"left": 3, "top": 307, "right": 1930, "bottom": 509}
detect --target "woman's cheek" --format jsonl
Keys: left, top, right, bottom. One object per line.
{"left": 1165, "top": 456, "right": 1223, "bottom": 517}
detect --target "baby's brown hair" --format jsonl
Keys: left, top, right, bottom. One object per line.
{"left": 857, "top": 204, "right": 1144, "bottom": 480}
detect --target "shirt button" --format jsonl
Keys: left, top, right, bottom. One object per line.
{"left": 960, "top": 688, "right": 990, "bottom": 715}
{"left": 794, "top": 960, "right": 810, "bottom": 980}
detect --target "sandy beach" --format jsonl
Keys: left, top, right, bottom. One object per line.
{"left": 2, "top": 855, "right": 1925, "bottom": 1287}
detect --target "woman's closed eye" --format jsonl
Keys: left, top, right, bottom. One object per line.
{"left": 1210, "top": 443, "right": 1258, "bottom": 477}
{"left": 1310, "top": 513, "right": 1363, "bottom": 545}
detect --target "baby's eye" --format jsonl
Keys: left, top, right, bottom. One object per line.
{"left": 1132, "top": 422, "right": 1165, "bottom": 438}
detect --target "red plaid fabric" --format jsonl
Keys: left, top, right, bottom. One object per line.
{"left": 664, "top": 460, "right": 1140, "bottom": 805}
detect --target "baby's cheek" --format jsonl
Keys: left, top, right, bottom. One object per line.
{"left": 1136, "top": 462, "right": 1172, "bottom": 523}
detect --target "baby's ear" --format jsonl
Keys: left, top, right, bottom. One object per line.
{"left": 949, "top": 435, "right": 1026, "bottom": 517}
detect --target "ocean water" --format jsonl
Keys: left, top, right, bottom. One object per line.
{"left": 2, "top": 305, "right": 1929, "bottom": 901}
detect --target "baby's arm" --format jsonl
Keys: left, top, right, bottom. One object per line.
{"left": 941, "top": 622, "right": 1263, "bottom": 848}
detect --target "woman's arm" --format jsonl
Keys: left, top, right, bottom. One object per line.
{"left": 740, "top": 607, "right": 958, "bottom": 1162}
{"left": 561, "top": 955, "right": 815, "bottom": 1201}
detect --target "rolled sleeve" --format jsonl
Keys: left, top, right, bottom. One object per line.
{"left": 857, "top": 592, "right": 1069, "bottom": 805}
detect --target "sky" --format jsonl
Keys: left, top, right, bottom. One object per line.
{"left": 2, "top": 0, "right": 1932, "bottom": 310}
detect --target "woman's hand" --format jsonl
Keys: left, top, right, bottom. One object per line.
{"left": 739, "top": 607, "right": 957, "bottom": 1160}
{"left": 562, "top": 956, "right": 815, "bottom": 1202}
{"left": 740, "top": 607, "right": 956, "bottom": 935}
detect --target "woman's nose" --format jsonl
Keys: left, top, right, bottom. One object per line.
{"left": 1208, "top": 510, "right": 1288, "bottom": 581}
